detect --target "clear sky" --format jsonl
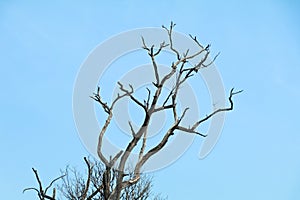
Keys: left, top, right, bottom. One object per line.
{"left": 1, "top": 0, "right": 300, "bottom": 199}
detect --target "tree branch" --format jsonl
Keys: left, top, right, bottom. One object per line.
{"left": 202, "top": 52, "right": 220, "bottom": 68}
{"left": 81, "top": 157, "right": 93, "bottom": 199}
{"left": 91, "top": 83, "right": 134, "bottom": 167}
{"left": 141, "top": 37, "right": 168, "bottom": 87}
{"left": 134, "top": 108, "right": 189, "bottom": 176}
{"left": 145, "top": 87, "right": 151, "bottom": 109}
{"left": 176, "top": 125, "right": 207, "bottom": 137}
{"left": 191, "top": 88, "right": 243, "bottom": 130}
{"left": 24, "top": 168, "right": 64, "bottom": 200}
{"left": 97, "top": 112, "right": 112, "bottom": 166}
{"left": 153, "top": 104, "right": 174, "bottom": 113}
{"left": 162, "top": 21, "right": 181, "bottom": 60}
{"left": 90, "top": 87, "right": 110, "bottom": 114}
{"left": 139, "top": 125, "right": 148, "bottom": 162}
{"left": 117, "top": 82, "right": 146, "bottom": 111}
{"left": 45, "top": 176, "right": 65, "bottom": 195}
{"left": 109, "top": 150, "right": 124, "bottom": 168}
{"left": 189, "top": 34, "right": 204, "bottom": 49}
{"left": 128, "top": 121, "right": 136, "bottom": 137}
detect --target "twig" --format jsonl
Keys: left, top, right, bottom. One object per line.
{"left": 162, "top": 21, "right": 181, "bottom": 60}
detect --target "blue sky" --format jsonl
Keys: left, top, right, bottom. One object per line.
{"left": 1, "top": 0, "right": 300, "bottom": 199}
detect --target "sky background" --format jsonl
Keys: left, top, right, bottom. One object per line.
{"left": 1, "top": 0, "right": 300, "bottom": 199}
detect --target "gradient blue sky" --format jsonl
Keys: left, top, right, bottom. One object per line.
{"left": 1, "top": 1, "right": 300, "bottom": 199}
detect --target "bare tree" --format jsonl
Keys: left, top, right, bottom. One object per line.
{"left": 25, "top": 22, "right": 241, "bottom": 200}
{"left": 90, "top": 22, "right": 242, "bottom": 199}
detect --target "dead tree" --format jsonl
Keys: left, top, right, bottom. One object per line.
{"left": 25, "top": 22, "right": 241, "bottom": 200}
{"left": 90, "top": 22, "right": 242, "bottom": 199}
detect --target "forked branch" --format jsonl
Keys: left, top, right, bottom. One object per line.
{"left": 23, "top": 168, "right": 65, "bottom": 200}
